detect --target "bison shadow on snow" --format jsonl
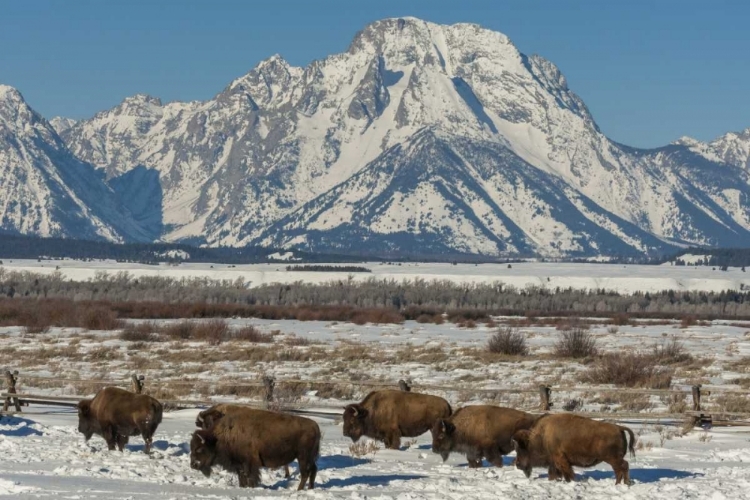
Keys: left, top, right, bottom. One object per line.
{"left": 0, "top": 416, "right": 43, "bottom": 437}
{"left": 324, "top": 474, "right": 428, "bottom": 488}
{"left": 318, "top": 454, "right": 371, "bottom": 470}
{"left": 539, "top": 468, "right": 702, "bottom": 484}
{"left": 125, "top": 439, "right": 187, "bottom": 455}
{"left": 455, "top": 455, "right": 516, "bottom": 468}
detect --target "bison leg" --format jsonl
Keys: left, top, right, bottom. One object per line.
{"left": 467, "top": 458, "right": 483, "bottom": 468}
{"left": 308, "top": 462, "right": 317, "bottom": 490}
{"left": 237, "top": 463, "right": 260, "bottom": 488}
{"left": 138, "top": 421, "right": 155, "bottom": 455}
{"left": 237, "top": 469, "right": 249, "bottom": 488}
{"left": 115, "top": 433, "right": 129, "bottom": 452}
{"left": 384, "top": 429, "right": 401, "bottom": 450}
{"left": 609, "top": 458, "right": 630, "bottom": 485}
{"left": 284, "top": 464, "right": 290, "bottom": 479}
{"left": 247, "top": 463, "right": 261, "bottom": 488}
{"left": 552, "top": 455, "right": 575, "bottom": 482}
{"left": 297, "top": 458, "right": 317, "bottom": 490}
{"left": 485, "top": 449, "right": 504, "bottom": 468}
{"left": 102, "top": 426, "right": 117, "bottom": 451}
{"left": 297, "top": 458, "right": 310, "bottom": 491}
{"left": 548, "top": 466, "right": 562, "bottom": 481}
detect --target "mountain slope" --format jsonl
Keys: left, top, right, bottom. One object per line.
{"left": 5, "top": 18, "right": 750, "bottom": 257}
{"left": 0, "top": 85, "right": 152, "bottom": 242}
{"left": 676, "top": 129, "right": 750, "bottom": 170}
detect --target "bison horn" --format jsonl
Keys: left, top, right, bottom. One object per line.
{"left": 197, "top": 433, "right": 206, "bottom": 444}
{"left": 351, "top": 407, "right": 358, "bottom": 417}
{"left": 510, "top": 438, "right": 518, "bottom": 449}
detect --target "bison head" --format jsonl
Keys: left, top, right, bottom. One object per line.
{"left": 511, "top": 430, "right": 532, "bottom": 478}
{"left": 430, "top": 419, "right": 456, "bottom": 461}
{"left": 190, "top": 430, "right": 218, "bottom": 477}
{"left": 195, "top": 408, "right": 222, "bottom": 429}
{"left": 77, "top": 400, "right": 94, "bottom": 441}
{"left": 342, "top": 404, "right": 368, "bottom": 442}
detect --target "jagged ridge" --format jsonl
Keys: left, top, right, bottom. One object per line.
{"left": 2, "top": 18, "right": 750, "bottom": 257}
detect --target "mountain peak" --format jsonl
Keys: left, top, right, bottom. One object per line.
{"left": 120, "top": 93, "right": 162, "bottom": 107}
{"left": 258, "top": 53, "right": 288, "bottom": 67}
{"left": 673, "top": 136, "right": 703, "bottom": 146}
{"left": 0, "top": 84, "right": 26, "bottom": 107}
{"left": 49, "top": 116, "right": 78, "bottom": 134}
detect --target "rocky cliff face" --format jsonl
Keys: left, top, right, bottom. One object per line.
{"left": 3, "top": 18, "right": 750, "bottom": 257}
{"left": 0, "top": 85, "right": 152, "bottom": 242}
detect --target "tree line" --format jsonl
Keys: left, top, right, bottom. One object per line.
{"left": 3, "top": 269, "right": 750, "bottom": 319}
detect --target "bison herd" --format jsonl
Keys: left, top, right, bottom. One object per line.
{"left": 76, "top": 387, "right": 637, "bottom": 489}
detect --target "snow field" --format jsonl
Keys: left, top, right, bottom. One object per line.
{"left": 1, "top": 260, "right": 750, "bottom": 497}
{"left": 3, "top": 259, "right": 750, "bottom": 294}
{"left": 1, "top": 405, "right": 750, "bottom": 499}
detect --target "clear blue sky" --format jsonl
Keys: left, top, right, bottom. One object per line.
{"left": 1, "top": 0, "right": 747, "bottom": 148}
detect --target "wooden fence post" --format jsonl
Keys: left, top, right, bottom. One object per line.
{"left": 3, "top": 370, "right": 21, "bottom": 412}
{"left": 692, "top": 385, "right": 701, "bottom": 412}
{"left": 692, "top": 384, "right": 713, "bottom": 427}
{"left": 539, "top": 386, "right": 552, "bottom": 412}
{"left": 263, "top": 375, "right": 275, "bottom": 408}
{"left": 398, "top": 380, "right": 411, "bottom": 392}
{"left": 131, "top": 374, "right": 144, "bottom": 394}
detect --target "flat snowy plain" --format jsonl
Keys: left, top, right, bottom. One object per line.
{"left": 1, "top": 260, "right": 750, "bottom": 498}
{"left": 2, "top": 258, "right": 749, "bottom": 293}
{"left": 2, "top": 406, "right": 750, "bottom": 499}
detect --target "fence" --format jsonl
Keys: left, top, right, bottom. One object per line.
{"left": 2, "top": 370, "right": 749, "bottom": 427}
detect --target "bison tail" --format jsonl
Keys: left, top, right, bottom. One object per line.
{"left": 152, "top": 401, "right": 164, "bottom": 426}
{"left": 621, "top": 426, "right": 636, "bottom": 458}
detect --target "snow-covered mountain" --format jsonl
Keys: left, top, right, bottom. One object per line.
{"left": 3, "top": 18, "right": 750, "bottom": 257}
{"left": 0, "top": 85, "right": 154, "bottom": 242}
{"left": 49, "top": 116, "right": 77, "bottom": 135}
{"left": 675, "top": 129, "right": 750, "bottom": 170}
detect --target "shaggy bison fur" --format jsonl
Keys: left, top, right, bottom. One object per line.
{"left": 431, "top": 405, "right": 538, "bottom": 467}
{"left": 512, "top": 413, "right": 636, "bottom": 484}
{"left": 195, "top": 404, "right": 290, "bottom": 478}
{"left": 77, "top": 387, "right": 162, "bottom": 454}
{"left": 343, "top": 389, "right": 451, "bottom": 449}
{"left": 190, "top": 409, "right": 320, "bottom": 490}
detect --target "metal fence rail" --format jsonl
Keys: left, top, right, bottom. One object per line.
{"left": 2, "top": 370, "right": 749, "bottom": 427}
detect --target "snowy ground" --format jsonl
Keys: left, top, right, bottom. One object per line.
{"left": 1, "top": 316, "right": 750, "bottom": 498}
{"left": 2, "top": 259, "right": 750, "bottom": 498}
{"left": 1, "top": 405, "right": 750, "bottom": 499}
{"left": 2, "top": 259, "right": 749, "bottom": 293}
{"left": 3, "top": 317, "right": 750, "bottom": 410}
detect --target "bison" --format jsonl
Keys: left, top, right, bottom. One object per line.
{"left": 77, "top": 386, "right": 162, "bottom": 454}
{"left": 343, "top": 389, "right": 451, "bottom": 449}
{"left": 195, "top": 404, "right": 290, "bottom": 478}
{"left": 511, "top": 413, "right": 636, "bottom": 484}
{"left": 431, "top": 405, "right": 538, "bottom": 467}
{"left": 190, "top": 409, "right": 320, "bottom": 490}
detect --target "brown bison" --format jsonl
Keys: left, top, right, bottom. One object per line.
{"left": 190, "top": 409, "right": 320, "bottom": 490}
{"left": 195, "top": 404, "right": 290, "bottom": 478}
{"left": 512, "top": 413, "right": 636, "bottom": 484}
{"left": 431, "top": 405, "right": 538, "bottom": 467}
{"left": 77, "top": 387, "right": 162, "bottom": 454}
{"left": 343, "top": 389, "right": 451, "bottom": 449}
